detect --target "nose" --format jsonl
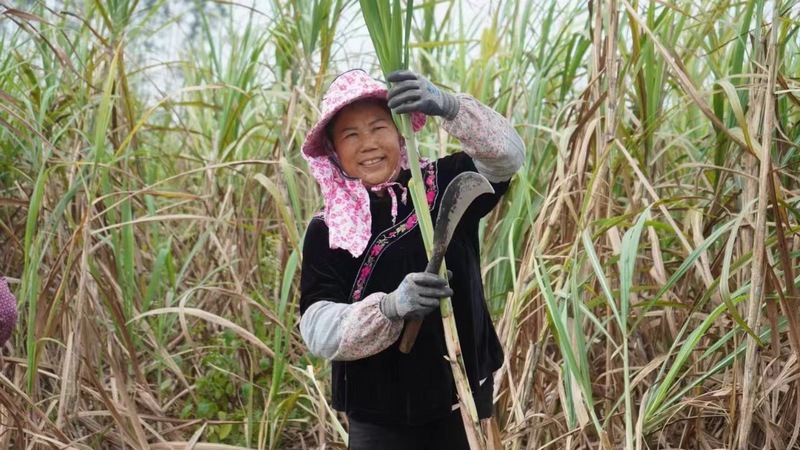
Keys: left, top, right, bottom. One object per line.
{"left": 360, "top": 133, "right": 379, "bottom": 153}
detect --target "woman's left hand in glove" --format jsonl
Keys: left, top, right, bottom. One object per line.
{"left": 387, "top": 70, "right": 460, "bottom": 120}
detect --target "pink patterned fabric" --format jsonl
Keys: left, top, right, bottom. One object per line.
{"left": 369, "top": 180, "right": 407, "bottom": 223}
{"left": 442, "top": 95, "right": 508, "bottom": 162}
{"left": 334, "top": 292, "right": 403, "bottom": 360}
{"left": 301, "top": 69, "right": 427, "bottom": 257}
{"left": 0, "top": 278, "right": 18, "bottom": 347}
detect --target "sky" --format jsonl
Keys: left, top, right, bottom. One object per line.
{"left": 131, "top": 0, "right": 502, "bottom": 100}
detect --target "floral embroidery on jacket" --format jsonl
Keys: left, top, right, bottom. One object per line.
{"left": 350, "top": 162, "right": 438, "bottom": 301}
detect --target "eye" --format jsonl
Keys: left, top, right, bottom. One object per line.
{"left": 343, "top": 132, "right": 357, "bottom": 140}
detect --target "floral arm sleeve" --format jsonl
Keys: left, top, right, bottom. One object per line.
{"left": 300, "top": 219, "right": 403, "bottom": 361}
{"left": 442, "top": 94, "right": 525, "bottom": 183}
{"left": 299, "top": 293, "right": 403, "bottom": 361}
{"left": 300, "top": 220, "right": 404, "bottom": 361}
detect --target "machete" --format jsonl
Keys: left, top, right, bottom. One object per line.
{"left": 399, "top": 171, "right": 494, "bottom": 354}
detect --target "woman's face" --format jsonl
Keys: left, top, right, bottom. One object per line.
{"left": 329, "top": 100, "right": 401, "bottom": 188}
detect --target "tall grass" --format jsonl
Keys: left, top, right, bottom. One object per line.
{"left": 1, "top": 0, "right": 799, "bottom": 448}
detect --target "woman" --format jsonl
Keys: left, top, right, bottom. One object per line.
{"left": 299, "top": 68, "right": 524, "bottom": 449}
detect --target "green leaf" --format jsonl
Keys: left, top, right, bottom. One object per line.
{"left": 197, "top": 399, "right": 218, "bottom": 419}
{"left": 219, "top": 422, "right": 233, "bottom": 440}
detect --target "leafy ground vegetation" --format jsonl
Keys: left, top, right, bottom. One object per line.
{"left": 1, "top": 0, "right": 800, "bottom": 448}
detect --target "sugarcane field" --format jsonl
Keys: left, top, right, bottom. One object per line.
{"left": 2, "top": 0, "right": 800, "bottom": 449}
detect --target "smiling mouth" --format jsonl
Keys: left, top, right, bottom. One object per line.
{"left": 360, "top": 157, "right": 385, "bottom": 167}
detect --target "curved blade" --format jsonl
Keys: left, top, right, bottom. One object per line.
{"left": 401, "top": 171, "right": 494, "bottom": 354}
{"left": 426, "top": 172, "right": 494, "bottom": 273}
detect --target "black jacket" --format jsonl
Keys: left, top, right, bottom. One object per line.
{"left": 299, "top": 152, "right": 507, "bottom": 425}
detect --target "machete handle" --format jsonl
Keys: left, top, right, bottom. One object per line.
{"left": 399, "top": 259, "right": 444, "bottom": 354}
{"left": 399, "top": 319, "right": 423, "bottom": 353}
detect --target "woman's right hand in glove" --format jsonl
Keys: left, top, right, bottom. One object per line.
{"left": 379, "top": 272, "right": 453, "bottom": 321}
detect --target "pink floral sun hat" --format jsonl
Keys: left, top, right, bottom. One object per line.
{"left": 301, "top": 69, "right": 427, "bottom": 258}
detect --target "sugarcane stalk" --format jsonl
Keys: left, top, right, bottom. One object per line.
{"left": 402, "top": 118, "right": 485, "bottom": 449}
{"left": 357, "top": 1, "right": 487, "bottom": 445}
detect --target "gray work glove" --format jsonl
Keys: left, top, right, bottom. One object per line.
{"left": 380, "top": 272, "right": 453, "bottom": 321}
{"left": 387, "top": 70, "right": 460, "bottom": 120}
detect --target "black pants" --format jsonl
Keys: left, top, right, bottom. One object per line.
{"left": 348, "top": 408, "right": 471, "bottom": 450}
